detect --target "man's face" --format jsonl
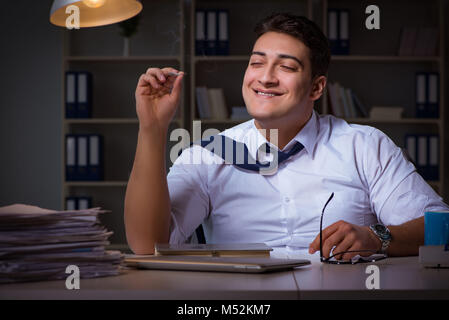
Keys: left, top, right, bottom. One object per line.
{"left": 242, "top": 31, "right": 316, "bottom": 124}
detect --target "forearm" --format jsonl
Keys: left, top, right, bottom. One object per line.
{"left": 386, "top": 216, "right": 424, "bottom": 257}
{"left": 124, "top": 127, "right": 171, "bottom": 254}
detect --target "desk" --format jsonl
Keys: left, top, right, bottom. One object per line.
{"left": 1, "top": 257, "right": 448, "bottom": 300}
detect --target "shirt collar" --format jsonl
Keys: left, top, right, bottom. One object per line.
{"left": 244, "top": 110, "right": 319, "bottom": 160}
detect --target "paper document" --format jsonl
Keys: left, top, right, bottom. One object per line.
{"left": 0, "top": 204, "right": 123, "bottom": 283}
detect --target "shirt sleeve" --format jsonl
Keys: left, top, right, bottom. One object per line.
{"left": 363, "top": 128, "right": 449, "bottom": 226}
{"left": 167, "top": 145, "right": 210, "bottom": 244}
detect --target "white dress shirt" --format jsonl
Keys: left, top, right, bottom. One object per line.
{"left": 167, "top": 110, "right": 448, "bottom": 254}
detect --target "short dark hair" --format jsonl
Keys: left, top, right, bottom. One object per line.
{"left": 254, "top": 13, "right": 330, "bottom": 80}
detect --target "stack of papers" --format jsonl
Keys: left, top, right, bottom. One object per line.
{"left": 0, "top": 204, "right": 123, "bottom": 284}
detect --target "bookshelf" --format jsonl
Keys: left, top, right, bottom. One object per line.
{"left": 322, "top": 0, "right": 445, "bottom": 196}
{"left": 61, "top": 0, "right": 185, "bottom": 245}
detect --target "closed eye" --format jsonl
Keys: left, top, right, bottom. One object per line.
{"left": 281, "top": 65, "right": 297, "bottom": 71}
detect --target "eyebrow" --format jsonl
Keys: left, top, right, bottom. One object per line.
{"left": 251, "top": 51, "right": 304, "bottom": 69}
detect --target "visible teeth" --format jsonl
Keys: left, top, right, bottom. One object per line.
{"left": 257, "top": 91, "right": 276, "bottom": 97}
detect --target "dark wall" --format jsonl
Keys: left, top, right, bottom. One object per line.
{"left": 0, "top": 1, "right": 63, "bottom": 208}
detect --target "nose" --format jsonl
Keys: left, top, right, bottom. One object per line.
{"left": 258, "top": 65, "right": 278, "bottom": 87}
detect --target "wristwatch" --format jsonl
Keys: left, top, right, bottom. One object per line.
{"left": 369, "top": 224, "right": 392, "bottom": 254}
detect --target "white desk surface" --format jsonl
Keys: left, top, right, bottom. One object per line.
{"left": 1, "top": 257, "right": 448, "bottom": 300}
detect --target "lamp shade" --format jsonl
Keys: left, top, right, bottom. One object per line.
{"left": 50, "top": 0, "right": 142, "bottom": 28}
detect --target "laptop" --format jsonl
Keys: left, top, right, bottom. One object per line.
{"left": 124, "top": 255, "right": 310, "bottom": 273}
{"left": 154, "top": 243, "right": 273, "bottom": 257}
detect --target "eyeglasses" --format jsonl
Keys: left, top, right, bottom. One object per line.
{"left": 319, "top": 192, "right": 387, "bottom": 265}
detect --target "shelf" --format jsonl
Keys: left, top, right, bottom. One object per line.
{"left": 331, "top": 55, "right": 441, "bottom": 63}
{"left": 64, "top": 181, "right": 128, "bottom": 187}
{"left": 65, "top": 56, "right": 181, "bottom": 62}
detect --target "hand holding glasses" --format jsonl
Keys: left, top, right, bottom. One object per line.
{"left": 318, "top": 192, "right": 387, "bottom": 265}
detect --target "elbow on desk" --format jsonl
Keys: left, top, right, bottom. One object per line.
{"left": 126, "top": 238, "right": 156, "bottom": 255}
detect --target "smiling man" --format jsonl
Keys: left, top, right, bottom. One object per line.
{"left": 124, "top": 13, "right": 449, "bottom": 261}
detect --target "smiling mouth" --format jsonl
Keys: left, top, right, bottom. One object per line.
{"left": 253, "top": 89, "right": 283, "bottom": 97}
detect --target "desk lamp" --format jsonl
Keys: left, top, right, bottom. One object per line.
{"left": 50, "top": 0, "right": 142, "bottom": 28}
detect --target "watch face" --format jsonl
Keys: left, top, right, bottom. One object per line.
{"left": 373, "top": 224, "right": 391, "bottom": 240}
{"left": 374, "top": 224, "right": 385, "bottom": 233}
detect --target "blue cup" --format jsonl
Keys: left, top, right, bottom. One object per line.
{"left": 424, "top": 211, "right": 449, "bottom": 245}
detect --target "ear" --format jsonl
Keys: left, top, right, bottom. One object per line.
{"left": 310, "top": 75, "right": 327, "bottom": 101}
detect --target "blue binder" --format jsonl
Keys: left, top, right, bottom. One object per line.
{"left": 217, "top": 10, "right": 229, "bottom": 55}
{"left": 65, "top": 72, "right": 77, "bottom": 118}
{"left": 428, "top": 135, "right": 439, "bottom": 181}
{"left": 328, "top": 9, "right": 339, "bottom": 55}
{"left": 416, "top": 72, "right": 439, "bottom": 118}
{"left": 328, "top": 9, "right": 350, "bottom": 55}
{"left": 415, "top": 73, "right": 427, "bottom": 118}
{"left": 338, "top": 10, "right": 350, "bottom": 55}
{"left": 77, "top": 72, "right": 93, "bottom": 118}
{"left": 77, "top": 135, "right": 89, "bottom": 181}
{"left": 66, "top": 197, "right": 77, "bottom": 210}
{"left": 205, "top": 10, "right": 218, "bottom": 55}
{"left": 427, "top": 73, "right": 439, "bottom": 118}
{"left": 65, "top": 196, "right": 92, "bottom": 210}
{"left": 417, "top": 135, "right": 429, "bottom": 180}
{"left": 405, "top": 134, "right": 439, "bottom": 181}
{"left": 77, "top": 196, "right": 92, "bottom": 210}
{"left": 65, "top": 134, "right": 77, "bottom": 181}
{"left": 87, "top": 134, "right": 104, "bottom": 181}
{"left": 404, "top": 134, "right": 417, "bottom": 166}
{"left": 195, "top": 10, "right": 207, "bottom": 56}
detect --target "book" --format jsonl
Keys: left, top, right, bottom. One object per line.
{"left": 369, "top": 106, "right": 404, "bottom": 120}
{"left": 337, "top": 83, "right": 350, "bottom": 117}
{"left": 230, "top": 106, "right": 251, "bottom": 120}
{"left": 333, "top": 82, "right": 347, "bottom": 117}
{"left": 398, "top": 27, "right": 417, "bottom": 56}
{"left": 208, "top": 88, "right": 228, "bottom": 119}
{"left": 413, "top": 27, "right": 438, "bottom": 56}
{"left": 154, "top": 243, "right": 273, "bottom": 257}
{"left": 345, "top": 88, "right": 357, "bottom": 118}
{"left": 195, "top": 86, "right": 211, "bottom": 119}
{"left": 398, "top": 27, "right": 438, "bottom": 56}
{"left": 351, "top": 91, "right": 368, "bottom": 118}
{"left": 327, "top": 82, "right": 343, "bottom": 117}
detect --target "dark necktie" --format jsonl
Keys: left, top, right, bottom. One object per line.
{"left": 192, "top": 135, "right": 304, "bottom": 174}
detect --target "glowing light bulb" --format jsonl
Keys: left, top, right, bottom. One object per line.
{"left": 82, "top": 0, "right": 106, "bottom": 8}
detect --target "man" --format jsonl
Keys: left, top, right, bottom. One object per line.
{"left": 125, "top": 13, "right": 448, "bottom": 260}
